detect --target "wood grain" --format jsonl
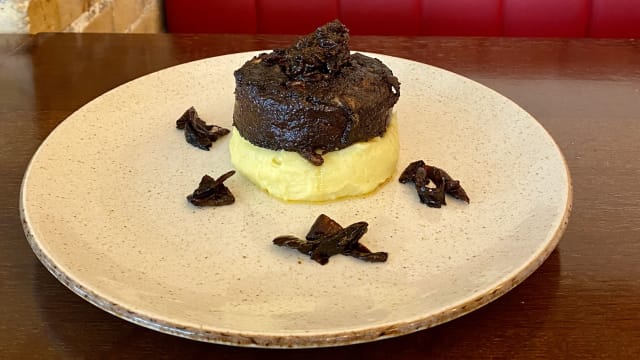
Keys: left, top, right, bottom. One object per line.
{"left": 1, "top": 33, "right": 639, "bottom": 358}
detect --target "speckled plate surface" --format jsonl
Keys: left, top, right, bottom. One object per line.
{"left": 20, "top": 52, "right": 571, "bottom": 348}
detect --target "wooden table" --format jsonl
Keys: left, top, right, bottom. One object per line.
{"left": 1, "top": 33, "right": 639, "bottom": 358}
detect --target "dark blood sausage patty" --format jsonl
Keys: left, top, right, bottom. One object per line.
{"left": 232, "top": 20, "right": 400, "bottom": 166}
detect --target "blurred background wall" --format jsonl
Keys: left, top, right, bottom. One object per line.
{"left": 0, "top": 0, "right": 165, "bottom": 33}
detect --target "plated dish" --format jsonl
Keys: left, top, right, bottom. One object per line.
{"left": 20, "top": 51, "right": 571, "bottom": 348}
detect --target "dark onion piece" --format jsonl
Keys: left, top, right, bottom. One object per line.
{"left": 399, "top": 160, "right": 426, "bottom": 184}
{"left": 309, "top": 222, "right": 369, "bottom": 265}
{"left": 415, "top": 167, "right": 446, "bottom": 208}
{"left": 273, "top": 214, "right": 388, "bottom": 265}
{"left": 262, "top": 20, "right": 350, "bottom": 82}
{"left": 347, "top": 249, "right": 388, "bottom": 262}
{"left": 306, "top": 213, "right": 344, "bottom": 241}
{"left": 273, "top": 236, "right": 315, "bottom": 255}
{"left": 187, "top": 171, "right": 236, "bottom": 207}
{"left": 442, "top": 176, "right": 470, "bottom": 203}
{"left": 298, "top": 147, "right": 325, "bottom": 166}
{"left": 400, "top": 161, "right": 469, "bottom": 208}
{"left": 176, "top": 106, "right": 230, "bottom": 150}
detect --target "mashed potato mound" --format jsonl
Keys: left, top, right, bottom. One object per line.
{"left": 229, "top": 115, "right": 399, "bottom": 202}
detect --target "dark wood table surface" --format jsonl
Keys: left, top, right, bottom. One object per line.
{"left": 2, "top": 33, "right": 639, "bottom": 358}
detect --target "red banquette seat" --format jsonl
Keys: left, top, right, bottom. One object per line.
{"left": 164, "top": 0, "right": 640, "bottom": 38}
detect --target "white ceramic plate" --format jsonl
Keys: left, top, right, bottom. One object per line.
{"left": 21, "top": 52, "right": 571, "bottom": 348}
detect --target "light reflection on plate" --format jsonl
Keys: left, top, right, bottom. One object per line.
{"left": 21, "top": 52, "right": 571, "bottom": 348}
